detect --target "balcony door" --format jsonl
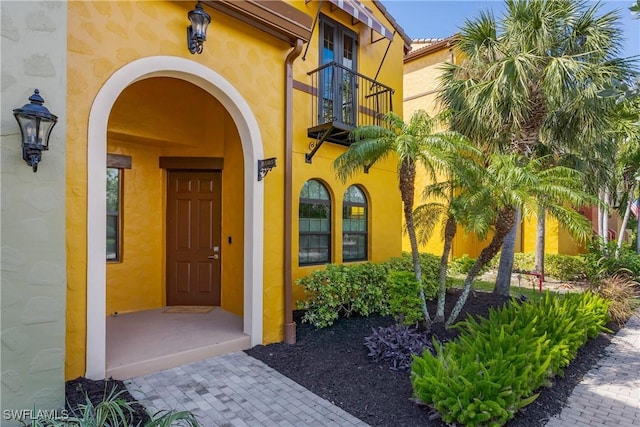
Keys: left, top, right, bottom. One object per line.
{"left": 319, "top": 15, "right": 357, "bottom": 126}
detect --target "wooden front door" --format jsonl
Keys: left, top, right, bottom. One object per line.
{"left": 166, "top": 171, "right": 221, "bottom": 306}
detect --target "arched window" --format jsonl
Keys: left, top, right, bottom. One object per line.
{"left": 299, "top": 179, "right": 331, "bottom": 265}
{"left": 343, "top": 185, "right": 367, "bottom": 261}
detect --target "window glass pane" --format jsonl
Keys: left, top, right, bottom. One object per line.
{"left": 322, "top": 22, "right": 334, "bottom": 64}
{"left": 343, "top": 33, "right": 354, "bottom": 68}
{"left": 344, "top": 185, "right": 365, "bottom": 203}
{"left": 106, "top": 167, "right": 121, "bottom": 261}
{"left": 342, "top": 185, "right": 367, "bottom": 261}
{"left": 106, "top": 215, "right": 118, "bottom": 260}
{"left": 107, "top": 168, "right": 120, "bottom": 212}
{"left": 299, "top": 180, "right": 331, "bottom": 265}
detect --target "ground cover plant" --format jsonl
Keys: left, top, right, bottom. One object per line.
{"left": 39, "top": 380, "right": 198, "bottom": 426}
{"left": 411, "top": 292, "right": 610, "bottom": 426}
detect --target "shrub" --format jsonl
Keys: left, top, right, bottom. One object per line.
{"left": 487, "top": 252, "right": 535, "bottom": 272}
{"left": 449, "top": 254, "right": 477, "bottom": 275}
{"left": 32, "top": 387, "right": 199, "bottom": 427}
{"left": 364, "top": 324, "right": 435, "bottom": 371}
{"left": 296, "top": 263, "right": 389, "bottom": 328}
{"left": 380, "top": 252, "right": 440, "bottom": 281}
{"left": 591, "top": 273, "right": 640, "bottom": 326}
{"left": 545, "top": 254, "right": 587, "bottom": 281}
{"left": 381, "top": 252, "right": 439, "bottom": 300}
{"left": 385, "top": 271, "right": 438, "bottom": 325}
{"left": 411, "top": 292, "right": 610, "bottom": 427}
{"left": 584, "top": 240, "right": 640, "bottom": 280}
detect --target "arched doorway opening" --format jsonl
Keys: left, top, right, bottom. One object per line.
{"left": 85, "top": 56, "right": 264, "bottom": 380}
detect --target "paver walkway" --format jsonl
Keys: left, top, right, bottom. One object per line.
{"left": 546, "top": 309, "right": 640, "bottom": 426}
{"left": 126, "top": 351, "right": 368, "bottom": 427}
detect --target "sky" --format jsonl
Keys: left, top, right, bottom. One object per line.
{"left": 382, "top": 0, "right": 640, "bottom": 59}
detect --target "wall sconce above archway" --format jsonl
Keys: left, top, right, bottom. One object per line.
{"left": 187, "top": 2, "right": 211, "bottom": 54}
{"left": 13, "top": 89, "right": 58, "bottom": 172}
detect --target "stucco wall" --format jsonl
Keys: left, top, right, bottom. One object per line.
{"left": 65, "top": 0, "right": 405, "bottom": 378}
{"left": 286, "top": 0, "right": 404, "bottom": 318}
{"left": 65, "top": 0, "right": 283, "bottom": 379}
{"left": 1, "top": 1, "right": 67, "bottom": 424}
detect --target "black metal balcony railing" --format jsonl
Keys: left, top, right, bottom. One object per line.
{"left": 305, "top": 62, "right": 394, "bottom": 162}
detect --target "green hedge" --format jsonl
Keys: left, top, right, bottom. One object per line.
{"left": 296, "top": 252, "right": 440, "bottom": 328}
{"left": 380, "top": 252, "right": 440, "bottom": 280}
{"left": 545, "top": 254, "right": 587, "bottom": 281}
{"left": 411, "top": 292, "right": 610, "bottom": 426}
{"left": 296, "top": 263, "right": 389, "bottom": 328}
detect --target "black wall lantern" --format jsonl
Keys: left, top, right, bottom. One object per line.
{"left": 13, "top": 89, "right": 58, "bottom": 172}
{"left": 187, "top": 2, "right": 211, "bottom": 54}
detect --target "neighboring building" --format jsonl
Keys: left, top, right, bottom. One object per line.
{"left": 1, "top": 0, "right": 410, "bottom": 421}
{"left": 402, "top": 37, "right": 590, "bottom": 259}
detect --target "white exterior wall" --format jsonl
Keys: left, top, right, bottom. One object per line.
{"left": 1, "top": 1, "right": 67, "bottom": 424}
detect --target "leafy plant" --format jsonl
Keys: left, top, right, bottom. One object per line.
{"left": 386, "top": 271, "right": 428, "bottom": 325}
{"left": 591, "top": 273, "right": 640, "bottom": 326}
{"left": 545, "top": 254, "right": 587, "bottom": 281}
{"left": 488, "top": 252, "right": 535, "bottom": 272}
{"left": 380, "top": 252, "right": 440, "bottom": 280}
{"left": 584, "top": 241, "right": 640, "bottom": 281}
{"left": 449, "top": 255, "right": 482, "bottom": 275}
{"left": 364, "top": 324, "right": 435, "bottom": 371}
{"left": 411, "top": 292, "right": 610, "bottom": 426}
{"left": 296, "top": 263, "right": 389, "bottom": 328}
{"left": 29, "top": 387, "right": 198, "bottom": 427}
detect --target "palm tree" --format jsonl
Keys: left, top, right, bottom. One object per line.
{"left": 438, "top": 0, "right": 634, "bottom": 293}
{"left": 333, "top": 110, "right": 469, "bottom": 327}
{"left": 447, "top": 154, "right": 594, "bottom": 324}
{"left": 413, "top": 145, "right": 487, "bottom": 323}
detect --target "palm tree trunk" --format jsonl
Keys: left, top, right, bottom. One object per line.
{"left": 597, "top": 188, "right": 604, "bottom": 239}
{"left": 616, "top": 198, "right": 633, "bottom": 256}
{"left": 399, "top": 161, "right": 431, "bottom": 327}
{"left": 447, "top": 207, "right": 515, "bottom": 327}
{"left": 494, "top": 208, "right": 521, "bottom": 296}
{"left": 435, "top": 214, "right": 456, "bottom": 323}
{"left": 603, "top": 188, "right": 610, "bottom": 244}
{"left": 534, "top": 205, "right": 546, "bottom": 275}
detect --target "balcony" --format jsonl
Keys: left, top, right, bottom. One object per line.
{"left": 305, "top": 62, "right": 394, "bottom": 162}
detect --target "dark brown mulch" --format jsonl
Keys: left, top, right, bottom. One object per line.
{"left": 245, "top": 289, "right": 616, "bottom": 427}
{"left": 65, "top": 289, "right": 616, "bottom": 427}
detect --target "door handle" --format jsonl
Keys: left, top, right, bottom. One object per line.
{"left": 208, "top": 255, "right": 219, "bottom": 259}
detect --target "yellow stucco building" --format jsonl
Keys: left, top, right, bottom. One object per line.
{"left": 402, "top": 37, "right": 587, "bottom": 259}
{"left": 1, "top": 0, "right": 411, "bottom": 415}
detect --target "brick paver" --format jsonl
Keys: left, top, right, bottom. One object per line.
{"left": 126, "top": 352, "right": 369, "bottom": 427}
{"left": 546, "top": 309, "right": 640, "bottom": 426}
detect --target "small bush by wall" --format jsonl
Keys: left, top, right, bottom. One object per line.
{"left": 380, "top": 252, "right": 440, "bottom": 280}
{"left": 296, "top": 263, "right": 389, "bottom": 328}
{"left": 545, "top": 254, "right": 587, "bottom": 281}
{"left": 296, "top": 253, "right": 440, "bottom": 328}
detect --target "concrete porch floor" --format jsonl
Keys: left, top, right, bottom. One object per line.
{"left": 106, "top": 307, "right": 250, "bottom": 380}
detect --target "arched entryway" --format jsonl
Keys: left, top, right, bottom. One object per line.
{"left": 85, "top": 56, "right": 264, "bottom": 380}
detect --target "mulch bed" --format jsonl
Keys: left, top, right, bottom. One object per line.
{"left": 246, "top": 289, "right": 616, "bottom": 426}
{"left": 66, "top": 289, "right": 616, "bottom": 426}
